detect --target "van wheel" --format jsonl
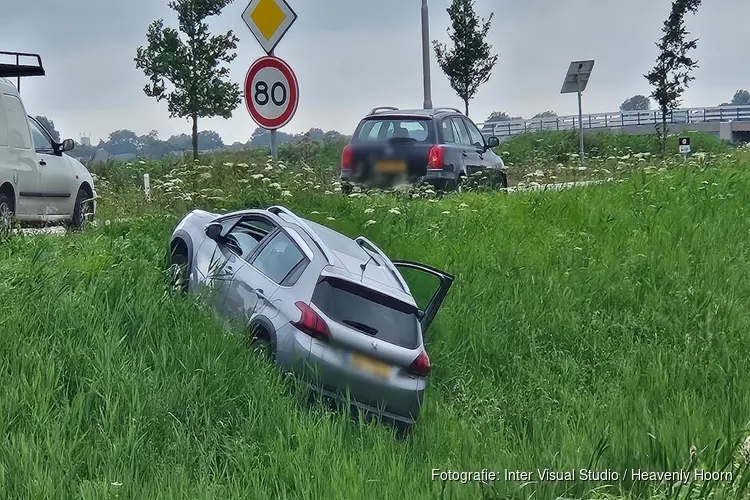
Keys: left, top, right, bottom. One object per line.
{"left": 0, "top": 193, "right": 14, "bottom": 234}
{"left": 70, "top": 188, "right": 90, "bottom": 230}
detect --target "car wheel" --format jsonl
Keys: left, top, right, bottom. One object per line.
{"left": 249, "top": 324, "right": 276, "bottom": 361}
{"left": 70, "top": 187, "right": 91, "bottom": 230}
{"left": 0, "top": 192, "right": 14, "bottom": 234}
{"left": 447, "top": 174, "right": 465, "bottom": 193}
{"left": 168, "top": 250, "right": 190, "bottom": 295}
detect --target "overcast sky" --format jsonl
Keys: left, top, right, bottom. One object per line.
{"left": 2, "top": 0, "right": 748, "bottom": 144}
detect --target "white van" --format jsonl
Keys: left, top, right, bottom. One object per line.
{"left": 0, "top": 51, "right": 96, "bottom": 230}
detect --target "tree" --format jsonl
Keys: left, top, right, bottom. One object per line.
{"left": 105, "top": 130, "right": 144, "bottom": 156}
{"left": 35, "top": 116, "right": 60, "bottom": 142}
{"left": 197, "top": 130, "right": 223, "bottom": 150}
{"left": 532, "top": 110, "right": 557, "bottom": 118}
{"left": 619, "top": 95, "right": 651, "bottom": 111}
{"left": 485, "top": 111, "right": 521, "bottom": 122}
{"left": 644, "top": 0, "right": 702, "bottom": 154}
{"left": 135, "top": 0, "right": 241, "bottom": 159}
{"left": 433, "top": 0, "right": 498, "bottom": 116}
{"left": 730, "top": 89, "right": 750, "bottom": 105}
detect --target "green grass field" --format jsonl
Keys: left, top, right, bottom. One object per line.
{"left": 1, "top": 133, "right": 749, "bottom": 499}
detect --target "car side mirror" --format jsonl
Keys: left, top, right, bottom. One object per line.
{"left": 60, "top": 138, "right": 75, "bottom": 152}
{"left": 486, "top": 136, "right": 500, "bottom": 148}
{"left": 205, "top": 222, "right": 223, "bottom": 241}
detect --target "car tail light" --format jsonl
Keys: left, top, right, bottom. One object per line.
{"left": 408, "top": 350, "right": 430, "bottom": 377}
{"left": 292, "top": 301, "right": 330, "bottom": 340}
{"left": 427, "top": 146, "right": 444, "bottom": 169}
{"left": 340, "top": 145, "right": 353, "bottom": 171}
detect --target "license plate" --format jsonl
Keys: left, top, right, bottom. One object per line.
{"left": 349, "top": 352, "right": 392, "bottom": 379}
{"left": 376, "top": 160, "right": 406, "bottom": 173}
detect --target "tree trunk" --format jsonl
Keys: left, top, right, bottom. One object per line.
{"left": 661, "top": 112, "right": 668, "bottom": 155}
{"left": 191, "top": 113, "right": 199, "bottom": 160}
{"left": 464, "top": 99, "right": 469, "bottom": 116}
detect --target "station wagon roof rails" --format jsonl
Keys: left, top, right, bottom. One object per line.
{"left": 434, "top": 107, "right": 462, "bottom": 114}
{"left": 354, "top": 236, "right": 410, "bottom": 292}
{"left": 368, "top": 106, "right": 399, "bottom": 115}
{"left": 266, "top": 205, "right": 335, "bottom": 265}
{"left": 0, "top": 51, "right": 45, "bottom": 79}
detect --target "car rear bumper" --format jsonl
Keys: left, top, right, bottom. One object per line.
{"left": 276, "top": 324, "right": 425, "bottom": 425}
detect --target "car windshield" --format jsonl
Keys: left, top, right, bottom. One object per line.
{"left": 311, "top": 278, "right": 420, "bottom": 349}
{"left": 354, "top": 118, "right": 430, "bottom": 143}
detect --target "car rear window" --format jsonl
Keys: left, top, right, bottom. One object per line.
{"left": 354, "top": 118, "right": 430, "bottom": 143}
{"left": 312, "top": 278, "right": 420, "bottom": 349}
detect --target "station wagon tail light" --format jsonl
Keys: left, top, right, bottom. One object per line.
{"left": 427, "top": 146, "right": 444, "bottom": 169}
{"left": 340, "top": 145, "right": 353, "bottom": 171}
{"left": 292, "top": 301, "right": 330, "bottom": 340}
{"left": 408, "top": 350, "right": 430, "bottom": 377}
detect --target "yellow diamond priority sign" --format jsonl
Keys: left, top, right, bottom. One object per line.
{"left": 241, "top": 0, "right": 297, "bottom": 54}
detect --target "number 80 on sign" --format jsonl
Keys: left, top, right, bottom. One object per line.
{"left": 244, "top": 56, "right": 299, "bottom": 130}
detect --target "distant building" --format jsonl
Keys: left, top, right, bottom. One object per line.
{"left": 79, "top": 135, "right": 91, "bottom": 146}
{"left": 90, "top": 148, "right": 137, "bottom": 164}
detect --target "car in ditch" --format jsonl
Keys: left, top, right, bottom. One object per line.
{"left": 0, "top": 51, "right": 96, "bottom": 230}
{"left": 167, "top": 205, "right": 455, "bottom": 429}
{"left": 339, "top": 106, "right": 507, "bottom": 192}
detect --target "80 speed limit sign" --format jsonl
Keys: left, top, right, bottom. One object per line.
{"left": 244, "top": 56, "right": 299, "bottom": 130}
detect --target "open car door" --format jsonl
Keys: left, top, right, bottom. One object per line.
{"left": 391, "top": 260, "right": 455, "bottom": 335}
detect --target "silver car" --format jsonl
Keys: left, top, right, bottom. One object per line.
{"left": 167, "top": 205, "right": 454, "bottom": 427}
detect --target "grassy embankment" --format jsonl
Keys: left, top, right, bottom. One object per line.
{"left": 0, "top": 131, "right": 749, "bottom": 499}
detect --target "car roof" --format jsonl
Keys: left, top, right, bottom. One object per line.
{"left": 363, "top": 108, "right": 463, "bottom": 120}
{"left": 300, "top": 218, "right": 415, "bottom": 303}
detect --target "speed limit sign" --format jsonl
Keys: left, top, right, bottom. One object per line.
{"left": 244, "top": 56, "right": 299, "bottom": 130}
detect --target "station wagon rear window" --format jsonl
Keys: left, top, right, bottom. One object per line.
{"left": 312, "top": 278, "right": 420, "bottom": 349}
{"left": 355, "top": 118, "right": 430, "bottom": 143}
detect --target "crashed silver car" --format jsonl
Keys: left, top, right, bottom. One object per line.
{"left": 167, "top": 205, "right": 454, "bottom": 427}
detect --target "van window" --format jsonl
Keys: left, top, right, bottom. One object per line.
{"left": 28, "top": 119, "right": 54, "bottom": 153}
{"left": 0, "top": 97, "right": 8, "bottom": 146}
{"left": 2, "top": 94, "right": 31, "bottom": 149}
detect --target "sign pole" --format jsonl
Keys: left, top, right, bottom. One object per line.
{"left": 269, "top": 48, "right": 278, "bottom": 159}
{"left": 560, "top": 59, "right": 595, "bottom": 170}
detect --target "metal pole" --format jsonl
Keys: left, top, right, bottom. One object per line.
{"left": 576, "top": 74, "right": 584, "bottom": 168}
{"left": 421, "top": 0, "right": 433, "bottom": 109}
{"left": 269, "top": 49, "right": 278, "bottom": 159}
{"left": 16, "top": 54, "right": 20, "bottom": 92}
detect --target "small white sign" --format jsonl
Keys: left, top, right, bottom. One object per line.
{"left": 679, "top": 144, "right": 691, "bottom": 154}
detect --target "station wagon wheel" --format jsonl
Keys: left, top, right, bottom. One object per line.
{"left": 0, "top": 193, "right": 13, "bottom": 235}
{"left": 249, "top": 324, "right": 275, "bottom": 361}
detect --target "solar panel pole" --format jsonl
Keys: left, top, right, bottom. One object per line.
{"left": 421, "top": 0, "right": 433, "bottom": 109}
{"left": 577, "top": 74, "right": 584, "bottom": 168}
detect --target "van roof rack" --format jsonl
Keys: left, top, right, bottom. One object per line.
{"left": 368, "top": 106, "right": 399, "bottom": 115}
{"left": 0, "top": 51, "right": 45, "bottom": 79}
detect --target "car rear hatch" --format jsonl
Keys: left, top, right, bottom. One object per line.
{"left": 308, "top": 275, "right": 427, "bottom": 368}
{"left": 344, "top": 115, "right": 435, "bottom": 182}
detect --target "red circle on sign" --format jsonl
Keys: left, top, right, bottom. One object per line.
{"left": 244, "top": 56, "right": 299, "bottom": 130}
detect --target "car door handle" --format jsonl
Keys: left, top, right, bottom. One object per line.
{"left": 256, "top": 288, "right": 266, "bottom": 299}
{"left": 39, "top": 159, "right": 46, "bottom": 166}
{"left": 462, "top": 151, "right": 467, "bottom": 157}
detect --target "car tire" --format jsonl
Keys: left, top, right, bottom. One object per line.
{"left": 249, "top": 323, "right": 276, "bottom": 361}
{"left": 0, "top": 192, "right": 14, "bottom": 234}
{"left": 70, "top": 187, "right": 91, "bottom": 230}
{"left": 447, "top": 174, "right": 465, "bottom": 193}
{"left": 168, "top": 249, "right": 190, "bottom": 295}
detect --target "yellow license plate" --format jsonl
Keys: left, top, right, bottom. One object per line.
{"left": 376, "top": 160, "right": 406, "bottom": 173}
{"left": 350, "top": 352, "right": 392, "bottom": 379}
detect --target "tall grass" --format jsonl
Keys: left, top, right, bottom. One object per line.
{"left": 1, "top": 141, "right": 750, "bottom": 499}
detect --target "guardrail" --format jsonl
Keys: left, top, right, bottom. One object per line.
{"left": 476, "top": 105, "right": 750, "bottom": 138}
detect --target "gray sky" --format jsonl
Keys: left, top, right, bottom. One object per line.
{"left": 2, "top": 0, "right": 748, "bottom": 144}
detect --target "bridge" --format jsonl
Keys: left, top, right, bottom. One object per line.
{"left": 476, "top": 105, "right": 750, "bottom": 143}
